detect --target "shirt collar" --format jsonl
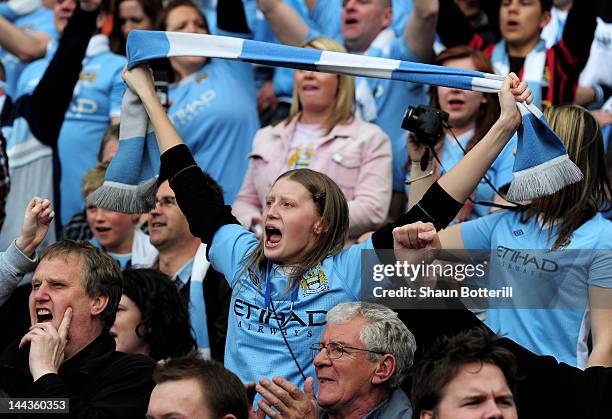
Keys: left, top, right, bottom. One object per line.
{"left": 85, "top": 34, "right": 110, "bottom": 58}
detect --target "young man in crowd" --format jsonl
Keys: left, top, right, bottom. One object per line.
{"left": 436, "top": 0, "right": 599, "bottom": 107}
{"left": 147, "top": 351, "right": 249, "bottom": 419}
{"left": 412, "top": 329, "right": 519, "bottom": 419}
{"left": 393, "top": 221, "right": 612, "bottom": 418}
{"left": 140, "top": 179, "right": 230, "bottom": 361}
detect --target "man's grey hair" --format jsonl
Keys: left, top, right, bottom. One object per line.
{"left": 327, "top": 302, "right": 415, "bottom": 389}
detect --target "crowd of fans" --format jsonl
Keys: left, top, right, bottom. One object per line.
{"left": 0, "top": 0, "right": 611, "bottom": 417}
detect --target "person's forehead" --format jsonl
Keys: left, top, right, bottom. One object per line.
{"left": 150, "top": 378, "right": 206, "bottom": 413}
{"left": 37, "top": 254, "right": 83, "bottom": 274}
{"left": 269, "top": 178, "right": 310, "bottom": 198}
{"left": 343, "top": 0, "right": 387, "bottom": 8}
{"left": 156, "top": 181, "right": 175, "bottom": 198}
{"left": 444, "top": 363, "right": 511, "bottom": 397}
{"left": 322, "top": 316, "right": 367, "bottom": 344}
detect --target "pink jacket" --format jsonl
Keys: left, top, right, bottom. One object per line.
{"left": 232, "top": 115, "right": 392, "bottom": 240}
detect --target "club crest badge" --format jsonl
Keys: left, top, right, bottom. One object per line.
{"left": 300, "top": 265, "right": 329, "bottom": 296}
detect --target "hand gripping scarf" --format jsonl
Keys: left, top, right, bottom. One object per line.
{"left": 89, "top": 30, "right": 583, "bottom": 213}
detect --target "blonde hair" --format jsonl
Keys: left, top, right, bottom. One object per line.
{"left": 521, "top": 105, "right": 611, "bottom": 248}
{"left": 287, "top": 37, "right": 355, "bottom": 134}
{"left": 82, "top": 161, "right": 109, "bottom": 198}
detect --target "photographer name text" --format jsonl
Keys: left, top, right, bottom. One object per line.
{"left": 372, "top": 286, "right": 513, "bottom": 299}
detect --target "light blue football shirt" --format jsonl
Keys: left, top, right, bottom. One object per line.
{"left": 210, "top": 223, "right": 371, "bottom": 391}
{"left": 0, "top": 6, "right": 58, "bottom": 97}
{"left": 168, "top": 56, "right": 259, "bottom": 204}
{"left": 17, "top": 35, "right": 126, "bottom": 224}
{"left": 461, "top": 210, "right": 612, "bottom": 368}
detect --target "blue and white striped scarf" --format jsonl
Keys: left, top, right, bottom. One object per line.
{"left": 89, "top": 30, "right": 582, "bottom": 212}
{"left": 492, "top": 38, "right": 548, "bottom": 108}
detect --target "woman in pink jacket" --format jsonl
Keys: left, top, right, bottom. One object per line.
{"left": 233, "top": 37, "right": 392, "bottom": 244}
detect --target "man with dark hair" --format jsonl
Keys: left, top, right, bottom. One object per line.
{"left": 412, "top": 328, "right": 518, "bottom": 419}
{"left": 393, "top": 222, "right": 612, "bottom": 418}
{"left": 436, "top": 0, "right": 600, "bottom": 107}
{"left": 0, "top": 240, "right": 155, "bottom": 418}
{"left": 147, "top": 351, "right": 249, "bottom": 419}
{"left": 139, "top": 179, "right": 230, "bottom": 362}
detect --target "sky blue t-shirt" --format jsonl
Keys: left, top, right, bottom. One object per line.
{"left": 209, "top": 223, "right": 371, "bottom": 391}
{"left": 168, "top": 57, "right": 259, "bottom": 204}
{"left": 0, "top": 6, "right": 58, "bottom": 97}
{"left": 17, "top": 35, "right": 126, "bottom": 224}
{"left": 461, "top": 210, "right": 612, "bottom": 368}
{"left": 437, "top": 130, "right": 516, "bottom": 220}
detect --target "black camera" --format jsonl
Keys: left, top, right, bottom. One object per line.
{"left": 401, "top": 105, "right": 449, "bottom": 146}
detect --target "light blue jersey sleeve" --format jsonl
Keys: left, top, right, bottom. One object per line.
{"left": 391, "top": 0, "right": 413, "bottom": 36}
{"left": 587, "top": 221, "right": 612, "bottom": 288}
{"left": 109, "top": 71, "right": 126, "bottom": 119}
{"left": 209, "top": 224, "right": 259, "bottom": 287}
{"left": 332, "top": 238, "right": 376, "bottom": 300}
{"left": 15, "top": 56, "right": 47, "bottom": 97}
{"left": 460, "top": 210, "right": 509, "bottom": 250}
{"left": 309, "top": 0, "right": 342, "bottom": 40}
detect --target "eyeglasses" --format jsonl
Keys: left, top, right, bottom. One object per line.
{"left": 309, "top": 342, "right": 387, "bottom": 360}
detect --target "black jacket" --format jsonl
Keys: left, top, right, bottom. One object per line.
{"left": 399, "top": 301, "right": 612, "bottom": 419}
{"left": 0, "top": 332, "right": 155, "bottom": 418}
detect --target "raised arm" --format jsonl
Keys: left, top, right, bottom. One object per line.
{"left": 122, "top": 65, "right": 239, "bottom": 246}
{"left": 393, "top": 221, "right": 612, "bottom": 418}
{"left": 258, "top": 0, "right": 311, "bottom": 45}
{"left": 0, "top": 16, "right": 49, "bottom": 62}
{"left": 403, "top": 0, "right": 439, "bottom": 62}
{"left": 0, "top": 197, "right": 54, "bottom": 307}
{"left": 27, "top": 0, "right": 100, "bottom": 147}
{"left": 217, "top": 0, "right": 250, "bottom": 34}
{"left": 438, "top": 74, "right": 529, "bottom": 202}
{"left": 372, "top": 74, "right": 531, "bottom": 249}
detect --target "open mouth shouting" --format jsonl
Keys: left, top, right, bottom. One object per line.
{"left": 344, "top": 16, "right": 359, "bottom": 26}
{"left": 36, "top": 308, "right": 54, "bottom": 323}
{"left": 265, "top": 225, "right": 282, "bottom": 248}
{"left": 301, "top": 84, "right": 320, "bottom": 93}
